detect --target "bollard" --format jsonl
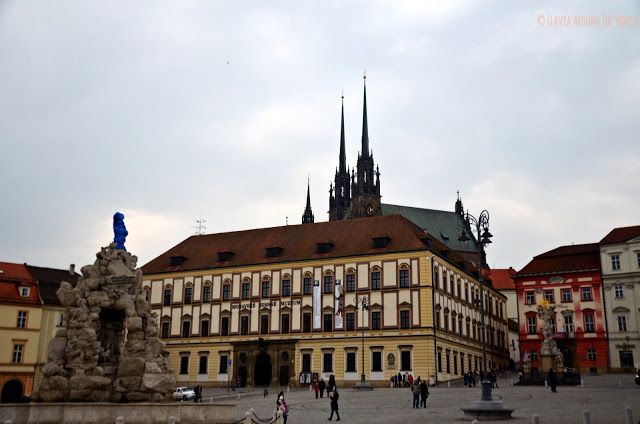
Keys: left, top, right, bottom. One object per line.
{"left": 581, "top": 379, "right": 584, "bottom": 388}
{"left": 116, "top": 417, "right": 124, "bottom": 424}
{"left": 625, "top": 407, "right": 633, "bottom": 424}
{"left": 237, "top": 393, "right": 241, "bottom": 400}
{"left": 168, "top": 417, "right": 177, "bottom": 424}
{"left": 619, "top": 379, "right": 623, "bottom": 389}
{"left": 244, "top": 410, "right": 252, "bottom": 424}
{"left": 287, "top": 386, "right": 290, "bottom": 394}
{"left": 544, "top": 380, "right": 548, "bottom": 388}
{"left": 531, "top": 414, "right": 539, "bottom": 424}
{"left": 583, "top": 411, "right": 591, "bottom": 424}
{"left": 472, "top": 420, "right": 479, "bottom": 424}
{"left": 447, "top": 381, "right": 450, "bottom": 388}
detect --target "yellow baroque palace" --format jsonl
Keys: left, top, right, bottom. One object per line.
{"left": 142, "top": 215, "right": 509, "bottom": 387}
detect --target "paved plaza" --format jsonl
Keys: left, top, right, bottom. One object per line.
{"left": 204, "top": 373, "right": 640, "bottom": 424}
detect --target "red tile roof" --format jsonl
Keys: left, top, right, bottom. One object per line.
{"left": 142, "top": 215, "right": 476, "bottom": 275}
{"left": 0, "top": 261, "right": 40, "bottom": 305}
{"left": 489, "top": 268, "right": 516, "bottom": 290}
{"left": 515, "top": 243, "right": 600, "bottom": 277}
{"left": 600, "top": 226, "right": 640, "bottom": 245}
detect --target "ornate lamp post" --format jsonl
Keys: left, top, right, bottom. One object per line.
{"left": 354, "top": 295, "right": 373, "bottom": 390}
{"left": 458, "top": 209, "right": 494, "bottom": 401}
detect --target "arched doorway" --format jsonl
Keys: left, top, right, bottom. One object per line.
{"left": 254, "top": 352, "right": 272, "bottom": 386}
{"left": 1, "top": 380, "right": 23, "bottom": 403}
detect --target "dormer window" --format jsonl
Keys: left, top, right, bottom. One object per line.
{"left": 170, "top": 256, "right": 187, "bottom": 266}
{"left": 372, "top": 236, "right": 390, "bottom": 248}
{"left": 218, "top": 251, "right": 235, "bottom": 262}
{"left": 316, "top": 242, "right": 334, "bottom": 254}
{"left": 266, "top": 247, "right": 283, "bottom": 258}
{"left": 19, "top": 287, "right": 30, "bottom": 297}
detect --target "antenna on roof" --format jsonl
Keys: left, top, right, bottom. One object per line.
{"left": 193, "top": 219, "right": 207, "bottom": 235}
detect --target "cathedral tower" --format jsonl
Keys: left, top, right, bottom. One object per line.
{"left": 329, "top": 95, "right": 352, "bottom": 221}
{"left": 302, "top": 178, "right": 315, "bottom": 224}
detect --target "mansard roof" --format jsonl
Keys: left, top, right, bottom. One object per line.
{"left": 142, "top": 215, "right": 477, "bottom": 276}
{"left": 515, "top": 243, "right": 601, "bottom": 277}
{"left": 600, "top": 225, "right": 640, "bottom": 245}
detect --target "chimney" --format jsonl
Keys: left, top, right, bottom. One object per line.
{"left": 69, "top": 264, "right": 75, "bottom": 276}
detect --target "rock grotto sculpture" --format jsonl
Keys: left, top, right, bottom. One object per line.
{"left": 36, "top": 243, "right": 175, "bottom": 402}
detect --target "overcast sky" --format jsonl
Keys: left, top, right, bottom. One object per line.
{"left": 1, "top": 1, "right": 639, "bottom": 272}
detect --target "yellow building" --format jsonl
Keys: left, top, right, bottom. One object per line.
{"left": 142, "top": 215, "right": 509, "bottom": 387}
{"left": 0, "top": 262, "right": 42, "bottom": 402}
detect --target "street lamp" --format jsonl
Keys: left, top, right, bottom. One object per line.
{"left": 354, "top": 295, "right": 372, "bottom": 390}
{"left": 458, "top": 210, "right": 494, "bottom": 402}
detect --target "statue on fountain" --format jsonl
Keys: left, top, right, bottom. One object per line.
{"left": 537, "top": 299, "right": 565, "bottom": 371}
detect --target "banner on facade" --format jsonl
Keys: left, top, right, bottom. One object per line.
{"left": 334, "top": 279, "right": 343, "bottom": 329}
{"left": 313, "top": 280, "right": 321, "bottom": 329}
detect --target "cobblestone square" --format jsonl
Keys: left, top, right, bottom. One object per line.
{"left": 210, "top": 374, "right": 640, "bottom": 424}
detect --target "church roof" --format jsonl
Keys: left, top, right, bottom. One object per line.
{"left": 515, "top": 243, "right": 600, "bottom": 277}
{"left": 600, "top": 225, "right": 640, "bottom": 244}
{"left": 142, "top": 215, "right": 477, "bottom": 276}
{"left": 380, "top": 203, "right": 481, "bottom": 254}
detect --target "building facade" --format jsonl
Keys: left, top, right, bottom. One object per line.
{"left": 514, "top": 244, "right": 608, "bottom": 373}
{"left": 599, "top": 226, "right": 640, "bottom": 371}
{"left": 490, "top": 268, "right": 520, "bottom": 368}
{"left": 0, "top": 262, "right": 42, "bottom": 402}
{"left": 142, "top": 215, "right": 509, "bottom": 387}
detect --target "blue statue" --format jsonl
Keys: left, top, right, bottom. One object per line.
{"left": 113, "top": 212, "right": 128, "bottom": 250}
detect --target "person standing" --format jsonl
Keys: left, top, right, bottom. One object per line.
{"left": 411, "top": 379, "right": 420, "bottom": 408}
{"left": 419, "top": 379, "right": 429, "bottom": 408}
{"left": 319, "top": 378, "right": 326, "bottom": 398}
{"left": 328, "top": 388, "right": 340, "bottom": 421}
{"left": 328, "top": 374, "right": 336, "bottom": 396}
{"left": 548, "top": 368, "right": 558, "bottom": 393}
{"left": 313, "top": 379, "right": 320, "bottom": 399}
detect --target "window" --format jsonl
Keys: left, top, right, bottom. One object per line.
{"left": 457, "top": 280, "right": 461, "bottom": 298}
{"left": 453, "top": 353, "right": 458, "bottom": 375}
{"left": 581, "top": 287, "right": 593, "bottom": 301}
{"left": 584, "top": 314, "right": 595, "bottom": 332}
{"left": 303, "top": 277, "right": 313, "bottom": 295}
{"left": 203, "top": 285, "right": 211, "bottom": 302}
{"left": 281, "top": 314, "right": 290, "bottom": 334}
{"left": 617, "top": 315, "right": 627, "bottom": 332}
{"left": 543, "top": 290, "right": 554, "bottom": 303}
{"left": 434, "top": 268, "right": 440, "bottom": 289}
{"left": 12, "top": 344, "right": 23, "bottom": 363}
{"left": 200, "top": 319, "right": 209, "bottom": 337}
{"left": 437, "top": 350, "right": 442, "bottom": 372}
{"left": 303, "top": 312, "right": 311, "bottom": 333}
{"left": 260, "top": 314, "right": 269, "bottom": 334}
{"left": 222, "top": 284, "right": 231, "bottom": 301}
{"left": 323, "top": 313, "right": 333, "bottom": 332}
{"left": 465, "top": 285, "right": 469, "bottom": 302}
{"left": 184, "top": 286, "right": 193, "bottom": 304}
{"left": 637, "top": 252, "right": 640, "bottom": 268}
{"left": 458, "top": 316, "right": 463, "bottom": 335}
{"left": 614, "top": 285, "right": 624, "bottom": 299}
{"left": 399, "top": 268, "right": 410, "bottom": 288}
{"left": 561, "top": 288, "right": 572, "bottom": 302}
{"left": 161, "top": 322, "right": 170, "bottom": 338}
{"left": 563, "top": 314, "right": 574, "bottom": 333}
{"left": 19, "top": 287, "right": 30, "bottom": 297}
{"left": 530, "top": 351, "right": 538, "bottom": 361}
{"left": 587, "top": 349, "right": 597, "bottom": 361}
{"left": 444, "top": 311, "right": 449, "bottom": 332}
{"left": 323, "top": 352, "right": 333, "bottom": 372}
{"left": 525, "top": 291, "right": 535, "bottom": 305}
{"left": 451, "top": 315, "right": 456, "bottom": 333}
{"left": 241, "top": 316, "right": 249, "bottom": 335}
{"left": 57, "top": 313, "right": 65, "bottom": 327}
{"left": 144, "top": 288, "right": 151, "bottom": 302}
{"left": 371, "top": 311, "right": 381, "bottom": 330}
{"left": 346, "top": 312, "right": 355, "bottom": 331}
{"left": 466, "top": 319, "right": 470, "bottom": 337}
{"left": 400, "top": 310, "right": 410, "bottom": 329}
{"left": 261, "top": 280, "right": 270, "bottom": 298}
{"left": 323, "top": 275, "right": 334, "bottom": 293}
{"left": 611, "top": 254, "right": 621, "bottom": 271}
{"left": 198, "top": 355, "right": 208, "bottom": 375}
{"left": 281, "top": 278, "right": 291, "bottom": 296}
{"left": 302, "top": 353, "right": 311, "bottom": 372}
{"left": 401, "top": 350, "right": 411, "bottom": 371}
{"left": 346, "top": 351, "right": 357, "bottom": 372}
{"left": 371, "top": 270, "right": 381, "bottom": 290}
{"left": 16, "top": 311, "right": 27, "bottom": 328}
{"left": 182, "top": 320, "right": 191, "bottom": 338}
{"left": 372, "top": 351, "right": 382, "bottom": 372}
{"left": 527, "top": 316, "right": 537, "bottom": 334}
{"left": 219, "top": 355, "right": 228, "bottom": 374}
{"left": 444, "top": 274, "right": 449, "bottom": 292}
{"left": 446, "top": 350, "right": 451, "bottom": 373}
{"left": 242, "top": 282, "right": 250, "bottom": 300}
{"left": 435, "top": 308, "right": 441, "bottom": 329}
{"left": 221, "top": 316, "right": 230, "bottom": 336}
{"left": 163, "top": 287, "right": 172, "bottom": 306}
{"left": 180, "top": 355, "right": 189, "bottom": 374}
{"left": 346, "top": 273, "right": 356, "bottom": 292}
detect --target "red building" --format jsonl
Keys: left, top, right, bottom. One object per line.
{"left": 514, "top": 244, "right": 608, "bottom": 373}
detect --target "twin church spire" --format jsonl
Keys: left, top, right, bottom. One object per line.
{"left": 303, "top": 75, "right": 382, "bottom": 224}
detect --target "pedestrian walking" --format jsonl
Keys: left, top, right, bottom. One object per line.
{"left": 277, "top": 394, "right": 289, "bottom": 424}
{"left": 328, "top": 388, "right": 340, "bottom": 421}
{"left": 193, "top": 384, "right": 202, "bottom": 403}
{"left": 411, "top": 379, "right": 420, "bottom": 408}
{"left": 319, "top": 378, "right": 326, "bottom": 398}
{"left": 397, "top": 372, "right": 402, "bottom": 388}
{"left": 419, "top": 379, "right": 429, "bottom": 408}
{"left": 313, "top": 379, "right": 320, "bottom": 399}
{"left": 327, "top": 374, "right": 336, "bottom": 395}
{"left": 472, "top": 370, "right": 477, "bottom": 387}
{"left": 548, "top": 368, "right": 558, "bottom": 393}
